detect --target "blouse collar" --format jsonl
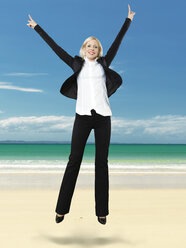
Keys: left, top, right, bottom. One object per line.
{"left": 84, "top": 56, "right": 98, "bottom": 63}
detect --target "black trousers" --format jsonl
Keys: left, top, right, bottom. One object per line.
{"left": 55, "top": 109, "right": 111, "bottom": 216}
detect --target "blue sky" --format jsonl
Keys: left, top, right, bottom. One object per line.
{"left": 0, "top": 0, "right": 186, "bottom": 143}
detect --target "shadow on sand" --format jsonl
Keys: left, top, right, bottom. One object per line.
{"left": 42, "top": 232, "right": 136, "bottom": 247}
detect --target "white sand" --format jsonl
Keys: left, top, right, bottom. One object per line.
{"left": 1, "top": 188, "right": 186, "bottom": 248}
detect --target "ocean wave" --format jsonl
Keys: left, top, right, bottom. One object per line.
{"left": 0, "top": 159, "right": 186, "bottom": 172}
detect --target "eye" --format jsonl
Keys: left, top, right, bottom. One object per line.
{"left": 87, "top": 44, "right": 98, "bottom": 48}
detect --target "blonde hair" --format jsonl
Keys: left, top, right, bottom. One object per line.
{"left": 79, "top": 36, "right": 103, "bottom": 59}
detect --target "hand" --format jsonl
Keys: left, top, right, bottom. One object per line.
{"left": 128, "top": 4, "right": 136, "bottom": 21}
{"left": 27, "top": 14, "right": 37, "bottom": 29}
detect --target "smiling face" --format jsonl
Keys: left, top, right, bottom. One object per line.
{"left": 83, "top": 39, "right": 100, "bottom": 61}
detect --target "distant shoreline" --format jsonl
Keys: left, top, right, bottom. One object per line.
{"left": 0, "top": 141, "right": 186, "bottom": 145}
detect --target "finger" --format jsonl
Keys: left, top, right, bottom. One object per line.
{"left": 128, "top": 4, "right": 131, "bottom": 12}
{"left": 28, "top": 14, "right": 33, "bottom": 20}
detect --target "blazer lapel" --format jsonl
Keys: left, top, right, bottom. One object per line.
{"left": 60, "top": 55, "right": 122, "bottom": 99}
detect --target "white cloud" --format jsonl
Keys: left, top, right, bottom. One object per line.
{"left": 0, "top": 82, "right": 43, "bottom": 92}
{"left": 3, "top": 73, "right": 48, "bottom": 77}
{"left": 0, "top": 115, "right": 74, "bottom": 133}
{"left": 0, "top": 115, "right": 186, "bottom": 142}
{"left": 0, "top": 110, "right": 4, "bottom": 114}
{"left": 112, "top": 114, "right": 186, "bottom": 137}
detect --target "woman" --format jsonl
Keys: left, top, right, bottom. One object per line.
{"left": 27, "top": 4, "right": 135, "bottom": 225}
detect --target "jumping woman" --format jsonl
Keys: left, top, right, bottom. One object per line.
{"left": 27, "top": 4, "right": 135, "bottom": 225}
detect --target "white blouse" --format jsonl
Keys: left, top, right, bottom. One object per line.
{"left": 76, "top": 56, "right": 112, "bottom": 116}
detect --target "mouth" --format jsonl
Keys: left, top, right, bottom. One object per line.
{"left": 88, "top": 52, "right": 95, "bottom": 55}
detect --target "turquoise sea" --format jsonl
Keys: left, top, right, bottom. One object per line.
{"left": 0, "top": 144, "right": 186, "bottom": 173}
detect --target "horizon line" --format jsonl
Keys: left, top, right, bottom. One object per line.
{"left": 0, "top": 140, "right": 186, "bottom": 145}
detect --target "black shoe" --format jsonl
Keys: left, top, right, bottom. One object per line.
{"left": 98, "top": 216, "right": 106, "bottom": 225}
{"left": 55, "top": 214, "right": 64, "bottom": 223}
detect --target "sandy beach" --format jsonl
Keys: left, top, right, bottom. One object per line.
{"left": 1, "top": 172, "right": 186, "bottom": 248}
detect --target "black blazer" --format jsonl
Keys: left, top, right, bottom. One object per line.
{"left": 34, "top": 17, "right": 132, "bottom": 100}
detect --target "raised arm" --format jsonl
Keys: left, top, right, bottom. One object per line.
{"left": 27, "top": 14, "right": 74, "bottom": 68}
{"left": 104, "top": 4, "right": 136, "bottom": 67}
